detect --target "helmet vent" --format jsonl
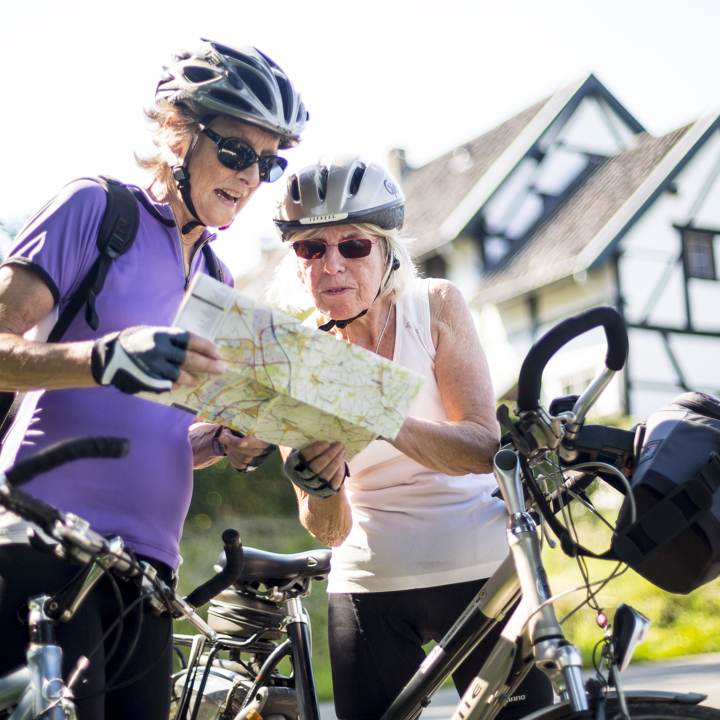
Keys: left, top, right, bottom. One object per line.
{"left": 208, "top": 89, "right": 257, "bottom": 115}
{"left": 276, "top": 78, "right": 292, "bottom": 124}
{"left": 241, "top": 72, "right": 273, "bottom": 112}
{"left": 183, "top": 66, "right": 220, "bottom": 84}
{"left": 228, "top": 72, "right": 244, "bottom": 89}
{"left": 349, "top": 165, "right": 366, "bottom": 196}
{"left": 290, "top": 176, "right": 301, "bottom": 202}
{"left": 317, "top": 166, "right": 329, "bottom": 200}
{"left": 220, "top": 46, "right": 250, "bottom": 64}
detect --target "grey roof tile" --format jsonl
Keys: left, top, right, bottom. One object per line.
{"left": 471, "top": 124, "right": 693, "bottom": 306}
{"left": 403, "top": 97, "right": 552, "bottom": 257}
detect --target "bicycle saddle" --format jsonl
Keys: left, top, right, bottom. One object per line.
{"left": 215, "top": 546, "right": 332, "bottom": 583}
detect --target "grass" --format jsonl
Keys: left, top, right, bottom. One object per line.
{"left": 540, "top": 490, "right": 720, "bottom": 666}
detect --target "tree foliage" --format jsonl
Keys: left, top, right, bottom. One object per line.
{"left": 188, "top": 450, "right": 300, "bottom": 534}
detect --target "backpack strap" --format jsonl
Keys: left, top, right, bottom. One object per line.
{"left": 1, "top": 177, "right": 139, "bottom": 444}
{"left": 0, "top": 392, "right": 18, "bottom": 443}
{"left": 48, "top": 177, "right": 139, "bottom": 342}
{"left": 201, "top": 243, "right": 223, "bottom": 283}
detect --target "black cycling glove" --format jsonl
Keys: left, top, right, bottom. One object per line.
{"left": 91, "top": 326, "right": 190, "bottom": 394}
{"left": 283, "top": 448, "right": 347, "bottom": 498}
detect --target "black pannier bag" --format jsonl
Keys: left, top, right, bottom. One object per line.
{"left": 612, "top": 392, "right": 720, "bottom": 594}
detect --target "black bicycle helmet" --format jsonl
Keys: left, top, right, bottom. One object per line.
{"left": 157, "top": 39, "right": 308, "bottom": 234}
{"left": 273, "top": 155, "right": 404, "bottom": 240}
{"left": 157, "top": 39, "right": 308, "bottom": 148}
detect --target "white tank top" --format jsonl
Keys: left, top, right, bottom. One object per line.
{"left": 326, "top": 278, "right": 509, "bottom": 594}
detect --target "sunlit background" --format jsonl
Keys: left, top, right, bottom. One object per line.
{"left": 5, "top": 3, "right": 720, "bottom": 688}
{"left": 2, "top": 0, "right": 719, "bottom": 275}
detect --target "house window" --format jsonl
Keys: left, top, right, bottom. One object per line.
{"left": 561, "top": 371, "right": 594, "bottom": 397}
{"left": 683, "top": 229, "right": 716, "bottom": 280}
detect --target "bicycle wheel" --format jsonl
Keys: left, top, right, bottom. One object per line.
{"left": 524, "top": 698, "right": 720, "bottom": 720}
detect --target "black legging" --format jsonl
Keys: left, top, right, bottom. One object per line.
{"left": 0, "top": 543, "right": 173, "bottom": 720}
{"left": 328, "top": 579, "right": 554, "bottom": 720}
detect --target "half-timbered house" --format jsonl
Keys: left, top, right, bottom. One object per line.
{"left": 400, "top": 74, "right": 720, "bottom": 419}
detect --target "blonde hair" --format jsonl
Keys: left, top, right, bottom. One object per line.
{"left": 265, "top": 223, "right": 418, "bottom": 314}
{"left": 135, "top": 99, "right": 207, "bottom": 186}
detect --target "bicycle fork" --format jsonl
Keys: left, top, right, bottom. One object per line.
{"left": 449, "top": 451, "right": 588, "bottom": 720}
{"left": 495, "top": 450, "right": 587, "bottom": 710}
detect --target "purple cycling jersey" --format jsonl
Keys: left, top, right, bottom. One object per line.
{"left": 0, "top": 179, "right": 233, "bottom": 569}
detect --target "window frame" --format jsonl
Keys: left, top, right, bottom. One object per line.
{"left": 679, "top": 226, "right": 718, "bottom": 281}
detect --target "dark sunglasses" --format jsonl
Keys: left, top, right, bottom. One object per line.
{"left": 200, "top": 125, "right": 287, "bottom": 183}
{"left": 292, "top": 237, "right": 379, "bottom": 260}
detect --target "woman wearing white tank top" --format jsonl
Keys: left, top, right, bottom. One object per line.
{"left": 267, "top": 155, "right": 552, "bottom": 720}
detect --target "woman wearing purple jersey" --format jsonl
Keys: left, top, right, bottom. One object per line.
{"left": 0, "top": 40, "right": 307, "bottom": 719}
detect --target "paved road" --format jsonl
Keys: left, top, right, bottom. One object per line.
{"left": 319, "top": 653, "right": 720, "bottom": 720}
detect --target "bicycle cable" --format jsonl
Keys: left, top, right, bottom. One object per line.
{"left": 96, "top": 562, "right": 178, "bottom": 695}
{"left": 106, "top": 588, "right": 146, "bottom": 689}
{"left": 74, "top": 553, "right": 176, "bottom": 700}
{"left": 528, "top": 453, "right": 633, "bottom": 627}
{"left": 82, "top": 561, "right": 126, "bottom": 675}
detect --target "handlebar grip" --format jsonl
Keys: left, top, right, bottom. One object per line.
{"left": 0, "top": 485, "right": 65, "bottom": 533}
{"left": 185, "top": 529, "right": 244, "bottom": 609}
{"left": 517, "top": 306, "right": 628, "bottom": 412}
{"left": 5, "top": 437, "right": 129, "bottom": 488}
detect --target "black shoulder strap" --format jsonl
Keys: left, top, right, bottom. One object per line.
{"left": 201, "top": 243, "right": 223, "bottom": 283}
{"left": 1, "top": 177, "right": 139, "bottom": 444}
{"left": 48, "top": 177, "right": 139, "bottom": 343}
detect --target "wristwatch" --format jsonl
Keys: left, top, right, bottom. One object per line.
{"left": 211, "top": 426, "right": 226, "bottom": 457}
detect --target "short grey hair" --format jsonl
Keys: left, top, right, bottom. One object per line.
{"left": 265, "top": 223, "right": 418, "bottom": 314}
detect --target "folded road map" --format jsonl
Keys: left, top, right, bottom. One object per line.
{"left": 141, "top": 274, "right": 424, "bottom": 458}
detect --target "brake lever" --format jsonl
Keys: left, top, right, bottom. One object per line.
{"left": 26, "top": 527, "right": 59, "bottom": 556}
{"left": 497, "top": 404, "right": 532, "bottom": 455}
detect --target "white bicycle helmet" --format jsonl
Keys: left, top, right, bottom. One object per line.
{"left": 273, "top": 155, "right": 404, "bottom": 240}
{"left": 157, "top": 39, "right": 308, "bottom": 148}
{"left": 274, "top": 156, "right": 404, "bottom": 331}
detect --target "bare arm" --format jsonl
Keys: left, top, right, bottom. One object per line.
{"left": 281, "top": 442, "right": 352, "bottom": 547}
{"left": 0, "top": 264, "right": 224, "bottom": 392}
{"left": 386, "top": 279, "right": 500, "bottom": 475}
{"left": 0, "top": 265, "right": 96, "bottom": 390}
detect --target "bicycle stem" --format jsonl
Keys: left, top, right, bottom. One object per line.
{"left": 494, "top": 450, "right": 588, "bottom": 712}
{"left": 26, "top": 596, "right": 73, "bottom": 720}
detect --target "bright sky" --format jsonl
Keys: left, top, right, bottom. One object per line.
{"left": 2, "top": 0, "right": 719, "bottom": 275}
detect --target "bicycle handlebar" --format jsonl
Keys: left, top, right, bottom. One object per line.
{"left": 0, "top": 484, "right": 65, "bottom": 532}
{"left": 184, "top": 529, "right": 244, "bottom": 608}
{"left": 4, "top": 437, "right": 129, "bottom": 487}
{"left": 0, "top": 436, "right": 243, "bottom": 638}
{"left": 516, "top": 307, "right": 628, "bottom": 412}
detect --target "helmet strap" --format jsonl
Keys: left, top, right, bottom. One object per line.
{"left": 317, "top": 252, "right": 399, "bottom": 332}
{"left": 172, "top": 126, "right": 206, "bottom": 235}
{"left": 318, "top": 308, "right": 369, "bottom": 332}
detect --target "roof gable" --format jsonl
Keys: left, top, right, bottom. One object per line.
{"left": 403, "top": 96, "right": 551, "bottom": 256}
{"left": 470, "top": 117, "right": 720, "bottom": 306}
{"left": 403, "top": 74, "right": 645, "bottom": 259}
